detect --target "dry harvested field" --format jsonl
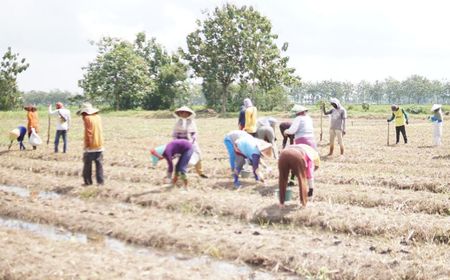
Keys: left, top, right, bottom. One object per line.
{"left": 1, "top": 111, "right": 450, "bottom": 279}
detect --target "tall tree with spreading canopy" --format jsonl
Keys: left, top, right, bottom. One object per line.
{"left": 134, "top": 32, "right": 188, "bottom": 110}
{"left": 79, "top": 38, "right": 153, "bottom": 110}
{"left": 185, "top": 4, "right": 298, "bottom": 113}
{"left": 0, "top": 47, "right": 29, "bottom": 110}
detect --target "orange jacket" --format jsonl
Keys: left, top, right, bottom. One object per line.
{"left": 27, "top": 111, "right": 39, "bottom": 133}
{"left": 83, "top": 114, "right": 104, "bottom": 150}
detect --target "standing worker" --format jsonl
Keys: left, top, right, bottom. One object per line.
{"left": 172, "top": 106, "right": 208, "bottom": 178}
{"left": 77, "top": 103, "right": 104, "bottom": 186}
{"left": 242, "top": 98, "right": 258, "bottom": 137}
{"left": 387, "top": 104, "right": 408, "bottom": 144}
{"left": 322, "top": 98, "right": 347, "bottom": 155}
{"left": 48, "top": 102, "right": 71, "bottom": 153}
{"left": 429, "top": 104, "right": 443, "bottom": 146}
{"left": 24, "top": 105, "right": 39, "bottom": 150}
{"left": 283, "top": 105, "right": 316, "bottom": 149}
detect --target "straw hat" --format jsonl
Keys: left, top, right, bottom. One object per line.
{"left": 174, "top": 106, "right": 195, "bottom": 118}
{"left": 9, "top": 128, "right": 20, "bottom": 140}
{"left": 23, "top": 104, "right": 37, "bottom": 111}
{"left": 291, "top": 104, "right": 308, "bottom": 114}
{"left": 76, "top": 102, "right": 99, "bottom": 115}
{"left": 431, "top": 104, "right": 442, "bottom": 112}
{"left": 255, "top": 139, "right": 273, "bottom": 158}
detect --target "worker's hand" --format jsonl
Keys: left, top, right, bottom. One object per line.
{"left": 386, "top": 119, "right": 390, "bottom": 122}
{"left": 406, "top": 120, "right": 409, "bottom": 125}
{"left": 342, "top": 131, "right": 346, "bottom": 136}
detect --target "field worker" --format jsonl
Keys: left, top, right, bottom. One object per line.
{"left": 322, "top": 98, "right": 347, "bottom": 155}
{"left": 172, "top": 106, "right": 208, "bottom": 178}
{"left": 8, "top": 126, "right": 27, "bottom": 150}
{"left": 150, "top": 139, "right": 194, "bottom": 188}
{"left": 77, "top": 103, "right": 104, "bottom": 186}
{"left": 48, "top": 102, "right": 71, "bottom": 153}
{"left": 283, "top": 105, "right": 316, "bottom": 149}
{"left": 387, "top": 104, "right": 408, "bottom": 144}
{"left": 256, "top": 116, "right": 278, "bottom": 159}
{"left": 224, "top": 130, "right": 252, "bottom": 172}
{"left": 243, "top": 98, "right": 258, "bottom": 136}
{"left": 24, "top": 105, "right": 39, "bottom": 150}
{"left": 233, "top": 137, "right": 272, "bottom": 188}
{"left": 279, "top": 121, "right": 294, "bottom": 149}
{"left": 278, "top": 144, "right": 314, "bottom": 208}
{"left": 257, "top": 117, "right": 278, "bottom": 132}
{"left": 429, "top": 104, "right": 443, "bottom": 146}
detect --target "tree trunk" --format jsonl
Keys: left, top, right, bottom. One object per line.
{"left": 220, "top": 84, "right": 228, "bottom": 114}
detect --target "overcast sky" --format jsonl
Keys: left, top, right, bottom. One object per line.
{"left": 2, "top": 0, "right": 450, "bottom": 93}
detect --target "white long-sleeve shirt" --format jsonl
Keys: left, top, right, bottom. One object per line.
{"left": 49, "top": 107, "right": 71, "bottom": 130}
{"left": 284, "top": 115, "right": 314, "bottom": 139}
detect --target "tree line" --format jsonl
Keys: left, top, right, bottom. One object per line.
{"left": 292, "top": 76, "right": 450, "bottom": 105}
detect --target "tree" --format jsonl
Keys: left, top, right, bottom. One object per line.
{"left": 79, "top": 38, "right": 154, "bottom": 110}
{"left": 0, "top": 47, "right": 29, "bottom": 110}
{"left": 134, "top": 33, "right": 188, "bottom": 110}
{"left": 185, "top": 4, "right": 298, "bottom": 113}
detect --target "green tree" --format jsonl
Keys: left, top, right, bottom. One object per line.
{"left": 185, "top": 4, "right": 298, "bottom": 113}
{"left": 0, "top": 47, "right": 29, "bottom": 110}
{"left": 134, "top": 32, "right": 188, "bottom": 110}
{"left": 79, "top": 38, "right": 154, "bottom": 110}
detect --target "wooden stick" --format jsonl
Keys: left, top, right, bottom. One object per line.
{"left": 320, "top": 102, "right": 323, "bottom": 141}
{"left": 46, "top": 114, "right": 51, "bottom": 145}
{"left": 387, "top": 122, "right": 390, "bottom": 146}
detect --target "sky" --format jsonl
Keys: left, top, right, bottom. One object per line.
{"left": 2, "top": 0, "right": 450, "bottom": 93}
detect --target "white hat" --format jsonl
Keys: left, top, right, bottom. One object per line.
{"left": 77, "top": 102, "right": 99, "bottom": 115}
{"left": 9, "top": 128, "right": 20, "bottom": 140}
{"left": 174, "top": 106, "right": 195, "bottom": 117}
{"left": 291, "top": 104, "right": 308, "bottom": 114}
{"left": 431, "top": 104, "right": 442, "bottom": 112}
{"left": 255, "top": 138, "right": 273, "bottom": 158}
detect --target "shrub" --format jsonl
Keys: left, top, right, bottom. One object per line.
{"left": 405, "top": 105, "right": 424, "bottom": 114}
{"left": 362, "top": 103, "right": 370, "bottom": 112}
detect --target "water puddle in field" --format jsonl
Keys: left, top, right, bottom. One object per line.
{"left": 0, "top": 217, "right": 284, "bottom": 279}
{"left": 0, "top": 185, "right": 60, "bottom": 199}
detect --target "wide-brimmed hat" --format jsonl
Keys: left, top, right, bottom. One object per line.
{"left": 174, "top": 106, "right": 195, "bottom": 118}
{"left": 255, "top": 138, "right": 273, "bottom": 158}
{"left": 23, "top": 104, "right": 37, "bottom": 111}
{"left": 431, "top": 104, "right": 442, "bottom": 112}
{"left": 9, "top": 128, "right": 20, "bottom": 140}
{"left": 291, "top": 104, "right": 308, "bottom": 114}
{"left": 150, "top": 145, "right": 166, "bottom": 166}
{"left": 76, "top": 102, "right": 99, "bottom": 115}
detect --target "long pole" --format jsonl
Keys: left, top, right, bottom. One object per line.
{"left": 46, "top": 114, "right": 51, "bottom": 145}
{"left": 387, "top": 122, "right": 390, "bottom": 146}
{"left": 320, "top": 108, "right": 323, "bottom": 141}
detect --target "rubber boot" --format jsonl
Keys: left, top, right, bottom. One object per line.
{"left": 340, "top": 145, "right": 344, "bottom": 155}
{"left": 195, "top": 160, "right": 208, "bottom": 178}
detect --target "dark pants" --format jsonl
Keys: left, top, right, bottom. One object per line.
{"left": 55, "top": 130, "right": 67, "bottom": 153}
{"left": 395, "top": 125, "right": 407, "bottom": 144}
{"left": 83, "top": 152, "right": 104, "bottom": 185}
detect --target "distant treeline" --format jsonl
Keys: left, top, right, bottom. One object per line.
{"left": 21, "top": 90, "right": 83, "bottom": 106}
{"left": 291, "top": 75, "right": 450, "bottom": 105}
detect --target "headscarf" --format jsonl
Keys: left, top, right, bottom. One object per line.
{"left": 150, "top": 145, "right": 166, "bottom": 166}
{"left": 243, "top": 98, "right": 253, "bottom": 108}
